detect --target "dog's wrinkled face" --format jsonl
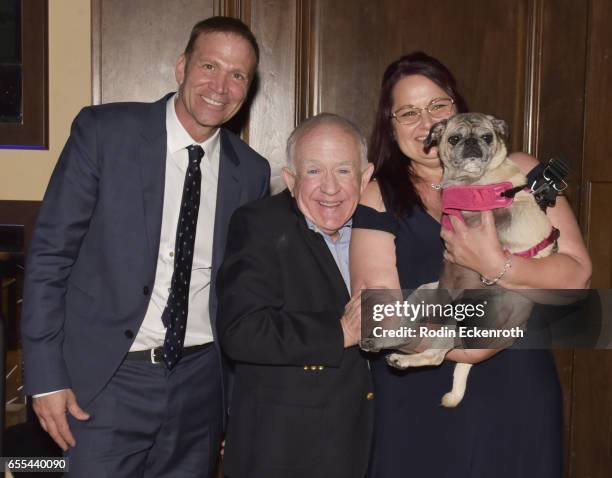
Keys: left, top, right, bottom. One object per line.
{"left": 424, "top": 113, "right": 508, "bottom": 182}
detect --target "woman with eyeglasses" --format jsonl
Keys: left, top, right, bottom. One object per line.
{"left": 349, "top": 52, "right": 591, "bottom": 477}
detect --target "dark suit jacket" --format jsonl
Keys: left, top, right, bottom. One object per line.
{"left": 22, "top": 93, "right": 270, "bottom": 408}
{"left": 217, "top": 190, "right": 373, "bottom": 478}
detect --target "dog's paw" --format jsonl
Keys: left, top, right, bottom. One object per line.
{"left": 359, "top": 337, "right": 381, "bottom": 353}
{"left": 386, "top": 353, "right": 409, "bottom": 369}
{"left": 440, "top": 390, "right": 463, "bottom": 408}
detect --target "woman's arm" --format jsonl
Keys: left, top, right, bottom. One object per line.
{"left": 446, "top": 349, "right": 500, "bottom": 364}
{"left": 442, "top": 153, "right": 591, "bottom": 363}
{"left": 350, "top": 181, "right": 402, "bottom": 294}
{"left": 441, "top": 152, "right": 592, "bottom": 289}
{"left": 352, "top": 183, "right": 496, "bottom": 363}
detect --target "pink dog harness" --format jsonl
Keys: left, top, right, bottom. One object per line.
{"left": 441, "top": 182, "right": 559, "bottom": 258}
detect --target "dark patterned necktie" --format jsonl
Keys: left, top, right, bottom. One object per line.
{"left": 162, "top": 144, "right": 204, "bottom": 369}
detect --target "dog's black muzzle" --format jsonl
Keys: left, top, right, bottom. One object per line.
{"left": 461, "top": 137, "right": 483, "bottom": 160}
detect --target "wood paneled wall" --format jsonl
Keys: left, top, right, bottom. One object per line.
{"left": 247, "top": 0, "right": 298, "bottom": 190}
{"left": 316, "top": 0, "right": 531, "bottom": 150}
{"left": 535, "top": 0, "right": 589, "bottom": 210}
{"left": 243, "top": 0, "right": 533, "bottom": 190}
{"left": 85, "top": 1, "right": 610, "bottom": 476}
{"left": 573, "top": 0, "right": 612, "bottom": 474}
{"left": 91, "top": 0, "right": 217, "bottom": 104}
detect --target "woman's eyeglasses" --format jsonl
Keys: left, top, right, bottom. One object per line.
{"left": 391, "top": 97, "right": 455, "bottom": 125}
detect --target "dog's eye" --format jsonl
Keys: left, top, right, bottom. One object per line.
{"left": 482, "top": 134, "right": 493, "bottom": 144}
{"left": 448, "top": 135, "right": 461, "bottom": 146}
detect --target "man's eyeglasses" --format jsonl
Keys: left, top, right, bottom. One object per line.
{"left": 391, "top": 97, "right": 455, "bottom": 125}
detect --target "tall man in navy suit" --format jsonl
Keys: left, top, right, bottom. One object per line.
{"left": 22, "top": 17, "right": 270, "bottom": 477}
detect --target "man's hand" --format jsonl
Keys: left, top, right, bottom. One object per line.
{"left": 341, "top": 290, "right": 362, "bottom": 348}
{"left": 33, "top": 389, "right": 90, "bottom": 451}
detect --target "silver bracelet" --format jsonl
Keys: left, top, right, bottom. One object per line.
{"left": 480, "top": 256, "right": 512, "bottom": 286}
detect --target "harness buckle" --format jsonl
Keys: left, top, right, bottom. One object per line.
{"left": 542, "top": 165, "right": 568, "bottom": 192}
{"left": 529, "top": 158, "right": 569, "bottom": 210}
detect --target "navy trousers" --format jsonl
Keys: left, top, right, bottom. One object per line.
{"left": 66, "top": 346, "right": 223, "bottom": 477}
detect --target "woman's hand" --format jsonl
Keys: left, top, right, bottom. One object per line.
{"left": 441, "top": 152, "right": 591, "bottom": 289}
{"left": 440, "top": 210, "right": 508, "bottom": 280}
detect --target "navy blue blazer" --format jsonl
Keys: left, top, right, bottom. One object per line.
{"left": 22, "top": 93, "right": 270, "bottom": 407}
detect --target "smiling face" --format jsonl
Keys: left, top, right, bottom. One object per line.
{"left": 391, "top": 74, "right": 456, "bottom": 176}
{"left": 282, "top": 123, "right": 373, "bottom": 239}
{"left": 175, "top": 31, "right": 257, "bottom": 142}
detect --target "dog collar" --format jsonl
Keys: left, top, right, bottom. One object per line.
{"left": 441, "top": 181, "right": 515, "bottom": 230}
{"left": 512, "top": 227, "right": 560, "bottom": 258}
{"left": 441, "top": 182, "right": 560, "bottom": 259}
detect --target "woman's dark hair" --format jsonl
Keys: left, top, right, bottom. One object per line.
{"left": 369, "top": 51, "right": 468, "bottom": 217}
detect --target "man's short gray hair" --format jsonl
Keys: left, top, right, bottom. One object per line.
{"left": 286, "top": 113, "right": 369, "bottom": 171}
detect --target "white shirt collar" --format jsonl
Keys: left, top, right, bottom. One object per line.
{"left": 166, "top": 94, "right": 221, "bottom": 161}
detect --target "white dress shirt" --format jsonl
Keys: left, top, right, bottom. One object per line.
{"left": 130, "top": 94, "right": 219, "bottom": 351}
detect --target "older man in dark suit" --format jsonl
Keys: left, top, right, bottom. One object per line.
{"left": 22, "top": 17, "right": 269, "bottom": 477}
{"left": 217, "top": 113, "right": 374, "bottom": 478}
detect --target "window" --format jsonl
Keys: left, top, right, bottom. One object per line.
{"left": 0, "top": 0, "right": 47, "bottom": 149}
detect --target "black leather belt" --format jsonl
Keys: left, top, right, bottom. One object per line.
{"left": 126, "top": 342, "right": 213, "bottom": 364}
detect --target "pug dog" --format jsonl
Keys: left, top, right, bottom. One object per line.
{"left": 382, "top": 113, "right": 558, "bottom": 407}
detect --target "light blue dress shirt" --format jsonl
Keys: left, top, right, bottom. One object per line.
{"left": 305, "top": 218, "right": 352, "bottom": 293}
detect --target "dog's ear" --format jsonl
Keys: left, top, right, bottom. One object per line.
{"left": 487, "top": 115, "right": 509, "bottom": 141}
{"left": 424, "top": 119, "right": 448, "bottom": 151}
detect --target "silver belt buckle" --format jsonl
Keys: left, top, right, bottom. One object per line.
{"left": 151, "top": 348, "right": 160, "bottom": 364}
